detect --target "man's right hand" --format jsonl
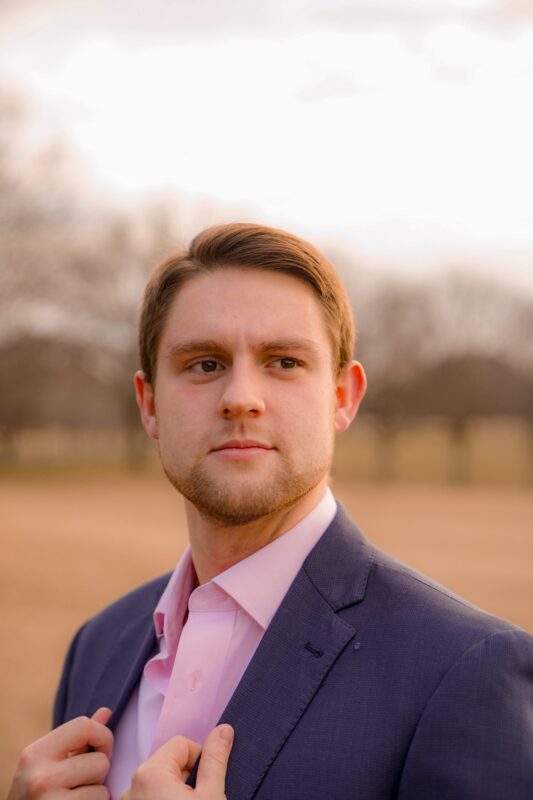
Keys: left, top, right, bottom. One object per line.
{"left": 7, "top": 706, "right": 113, "bottom": 799}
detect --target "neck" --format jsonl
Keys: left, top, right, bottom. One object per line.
{"left": 185, "top": 477, "right": 329, "bottom": 584}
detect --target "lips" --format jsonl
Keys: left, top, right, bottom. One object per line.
{"left": 210, "top": 439, "right": 274, "bottom": 459}
{"left": 212, "top": 439, "right": 273, "bottom": 452}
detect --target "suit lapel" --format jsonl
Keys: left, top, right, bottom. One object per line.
{"left": 212, "top": 505, "right": 375, "bottom": 800}
{"left": 86, "top": 581, "right": 168, "bottom": 731}
{"left": 83, "top": 506, "right": 373, "bottom": 797}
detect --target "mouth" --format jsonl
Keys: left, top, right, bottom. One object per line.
{"left": 210, "top": 440, "right": 275, "bottom": 460}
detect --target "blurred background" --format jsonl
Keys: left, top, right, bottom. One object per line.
{"left": 1, "top": 0, "right": 532, "bottom": 791}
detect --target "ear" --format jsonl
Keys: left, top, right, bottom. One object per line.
{"left": 134, "top": 370, "right": 159, "bottom": 440}
{"left": 334, "top": 360, "right": 367, "bottom": 433}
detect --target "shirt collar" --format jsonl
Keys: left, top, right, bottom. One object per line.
{"left": 153, "top": 547, "right": 196, "bottom": 643}
{"left": 153, "top": 487, "right": 337, "bottom": 642}
{"left": 212, "top": 487, "right": 337, "bottom": 629}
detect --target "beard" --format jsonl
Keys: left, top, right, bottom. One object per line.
{"left": 161, "top": 447, "right": 332, "bottom": 527}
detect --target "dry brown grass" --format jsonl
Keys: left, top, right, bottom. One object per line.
{"left": 1, "top": 470, "right": 532, "bottom": 791}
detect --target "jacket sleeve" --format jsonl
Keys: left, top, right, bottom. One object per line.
{"left": 52, "top": 623, "right": 87, "bottom": 729}
{"left": 397, "top": 627, "right": 533, "bottom": 799}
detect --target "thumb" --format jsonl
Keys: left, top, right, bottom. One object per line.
{"left": 195, "top": 724, "right": 234, "bottom": 796}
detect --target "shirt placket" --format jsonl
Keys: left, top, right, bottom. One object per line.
{"left": 150, "top": 584, "right": 238, "bottom": 753}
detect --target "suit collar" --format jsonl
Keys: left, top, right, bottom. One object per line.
{"left": 213, "top": 487, "right": 337, "bottom": 630}
{"left": 303, "top": 502, "right": 375, "bottom": 610}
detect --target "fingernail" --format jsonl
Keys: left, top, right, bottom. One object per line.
{"left": 219, "top": 725, "right": 234, "bottom": 746}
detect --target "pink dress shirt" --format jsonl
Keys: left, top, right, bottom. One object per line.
{"left": 106, "top": 488, "right": 337, "bottom": 798}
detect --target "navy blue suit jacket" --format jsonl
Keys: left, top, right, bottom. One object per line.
{"left": 54, "top": 505, "right": 533, "bottom": 799}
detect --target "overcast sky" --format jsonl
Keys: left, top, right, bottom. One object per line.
{"left": 1, "top": 0, "right": 533, "bottom": 289}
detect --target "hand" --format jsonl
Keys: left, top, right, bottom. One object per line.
{"left": 121, "top": 723, "right": 234, "bottom": 800}
{"left": 7, "top": 706, "right": 113, "bottom": 800}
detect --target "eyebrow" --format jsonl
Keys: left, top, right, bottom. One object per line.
{"left": 164, "top": 337, "right": 321, "bottom": 360}
{"left": 165, "top": 340, "right": 223, "bottom": 360}
{"left": 256, "top": 338, "right": 321, "bottom": 357}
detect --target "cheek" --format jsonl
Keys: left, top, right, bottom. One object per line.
{"left": 157, "top": 385, "right": 209, "bottom": 421}
{"left": 311, "top": 386, "right": 337, "bottom": 422}
{"left": 292, "top": 392, "right": 336, "bottom": 443}
{"left": 155, "top": 397, "right": 196, "bottom": 442}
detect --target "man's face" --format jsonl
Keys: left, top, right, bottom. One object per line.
{"left": 136, "top": 268, "right": 365, "bottom": 526}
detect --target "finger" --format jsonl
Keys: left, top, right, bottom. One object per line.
{"left": 69, "top": 708, "right": 114, "bottom": 758}
{"left": 196, "top": 724, "right": 234, "bottom": 795}
{"left": 127, "top": 736, "right": 203, "bottom": 799}
{"left": 145, "top": 735, "right": 203, "bottom": 779}
{"left": 91, "top": 708, "right": 114, "bottom": 760}
{"left": 91, "top": 707, "right": 113, "bottom": 726}
{"left": 70, "top": 784, "right": 110, "bottom": 800}
{"left": 59, "top": 750, "right": 110, "bottom": 788}
{"left": 33, "top": 716, "right": 113, "bottom": 761}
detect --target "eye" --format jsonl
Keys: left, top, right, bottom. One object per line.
{"left": 189, "top": 359, "right": 223, "bottom": 374}
{"left": 271, "top": 357, "right": 301, "bottom": 369}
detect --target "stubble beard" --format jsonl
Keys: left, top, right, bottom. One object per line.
{"left": 161, "top": 448, "right": 332, "bottom": 527}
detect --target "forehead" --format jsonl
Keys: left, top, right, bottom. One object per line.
{"left": 160, "top": 267, "right": 332, "bottom": 349}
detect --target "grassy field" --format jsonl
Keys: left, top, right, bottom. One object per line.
{"left": 1, "top": 470, "right": 532, "bottom": 792}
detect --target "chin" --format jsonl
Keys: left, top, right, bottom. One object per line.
{"left": 163, "top": 457, "right": 330, "bottom": 527}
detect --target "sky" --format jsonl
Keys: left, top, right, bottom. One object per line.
{"left": 1, "top": 0, "right": 533, "bottom": 289}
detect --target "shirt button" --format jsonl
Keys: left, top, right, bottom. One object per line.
{"left": 189, "top": 670, "right": 202, "bottom": 691}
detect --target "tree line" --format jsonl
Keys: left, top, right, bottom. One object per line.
{"left": 1, "top": 82, "right": 532, "bottom": 476}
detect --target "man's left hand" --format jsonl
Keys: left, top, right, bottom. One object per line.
{"left": 120, "top": 724, "right": 234, "bottom": 800}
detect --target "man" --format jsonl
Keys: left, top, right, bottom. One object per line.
{"left": 8, "top": 223, "right": 533, "bottom": 799}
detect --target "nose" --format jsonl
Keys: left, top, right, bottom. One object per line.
{"left": 218, "top": 362, "right": 266, "bottom": 419}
